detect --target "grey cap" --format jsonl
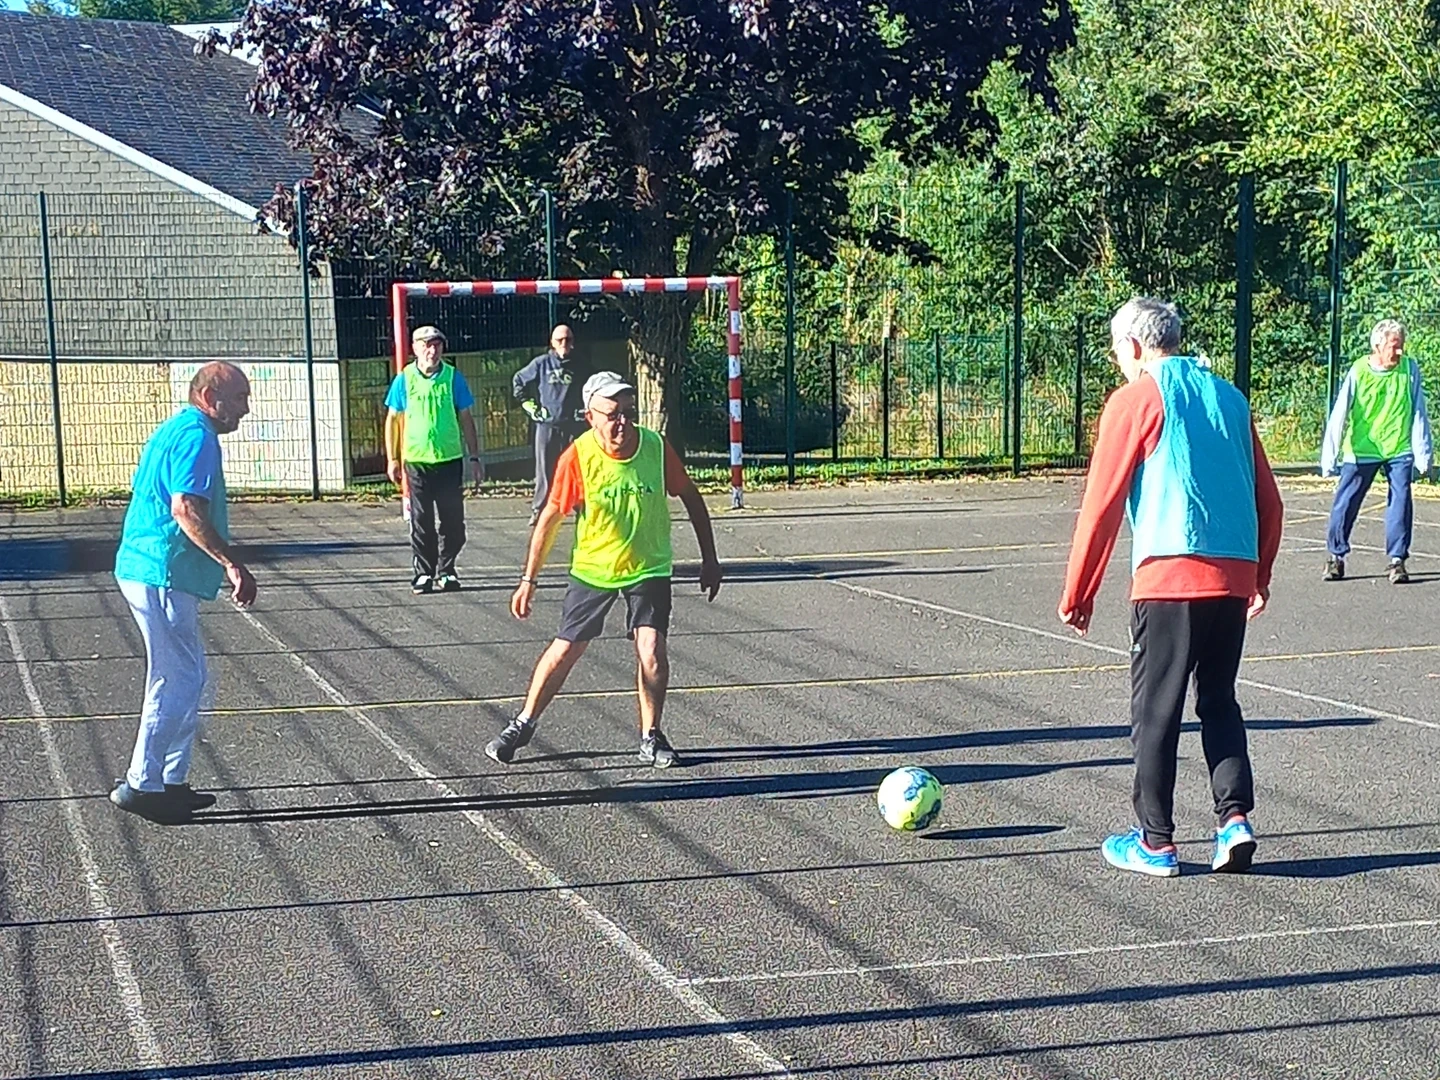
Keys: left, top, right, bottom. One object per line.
{"left": 582, "top": 371, "right": 635, "bottom": 409}
{"left": 412, "top": 324, "right": 447, "bottom": 344}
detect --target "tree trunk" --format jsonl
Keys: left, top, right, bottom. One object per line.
{"left": 626, "top": 292, "right": 700, "bottom": 454}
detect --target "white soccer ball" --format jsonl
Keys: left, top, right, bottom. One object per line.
{"left": 876, "top": 766, "right": 944, "bottom": 831}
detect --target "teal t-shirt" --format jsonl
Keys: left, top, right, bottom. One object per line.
{"left": 114, "top": 406, "right": 229, "bottom": 600}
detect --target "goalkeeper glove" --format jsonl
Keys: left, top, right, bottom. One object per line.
{"left": 522, "top": 400, "right": 552, "bottom": 423}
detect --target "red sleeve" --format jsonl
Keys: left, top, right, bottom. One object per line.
{"left": 546, "top": 445, "right": 584, "bottom": 516}
{"left": 1059, "top": 378, "right": 1164, "bottom": 615}
{"left": 663, "top": 439, "right": 692, "bottom": 496}
{"left": 1251, "top": 425, "right": 1284, "bottom": 592}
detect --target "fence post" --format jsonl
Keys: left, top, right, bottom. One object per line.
{"left": 1073, "top": 313, "right": 1085, "bottom": 458}
{"left": 1001, "top": 326, "right": 1010, "bottom": 458}
{"left": 543, "top": 188, "right": 558, "bottom": 328}
{"left": 1328, "top": 162, "right": 1348, "bottom": 407}
{"left": 38, "top": 191, "right": 66, "bottom": 507}
{"left": 881, "top": 336, "right": 891, "bottom": 461}
{"left": 934, "top": 329, "right": 944, "bottom": 460}
{"left": 1011, "top": 182, "right": 1025, "bottom": 476}
{"left": 296, "top": 183, "right": 320, "bottom": 499}
{"left": 829, "top": 342, "right": 839, "bottom": 460}
{"left": 784, "top": 191, "right": 797, "bottom": 484}
{"left": 1235, "top": 174, "right": 1255, "bottom": 399}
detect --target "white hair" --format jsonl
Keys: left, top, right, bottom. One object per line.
{"left": 1370, "top": 319, "right": 1406, "bottom": 349}
{"left": 1111, "top": 297, "right": 1182, "bottom": 354}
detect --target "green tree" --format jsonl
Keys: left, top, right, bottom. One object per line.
{"left": 76, "top": 0, "right": 245, "bottom": 21}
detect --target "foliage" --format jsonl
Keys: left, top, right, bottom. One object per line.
{"left": 70, "top": 0, "right": 245, "bottom": 19}
{"left": 213, "top": 0, "right": 1074, "bottom": 441}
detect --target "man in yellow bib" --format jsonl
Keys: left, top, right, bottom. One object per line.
{"left": 385, "top": 325, "right": 484, "bottom": 594}
{"left": 488, "top": 371, "right": 723, "bottom": 769}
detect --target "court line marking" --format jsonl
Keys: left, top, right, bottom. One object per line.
{"left": 232, "top": 608, "right": 791, "bottom": 1077}
{"left": 676, "top": 916, "right": 1440, "bottom": 988}
{"left": 0, "top": 595, "right": 165, "bottom": 1070}
{"left": 5, "top": 643, "right": 1438, "bottom": 727}
{"left": 235, "top": 542, "right": 1067, "bottom": 577}
{"left": 815, "top": 581, "right": 1440, "bottom": 732}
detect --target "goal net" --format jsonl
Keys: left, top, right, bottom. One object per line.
{"left": 390, "top": 276, "right": 745, "bottom": 509}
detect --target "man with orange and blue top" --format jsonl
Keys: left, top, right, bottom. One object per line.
{"left": 487, "top": 372, "right": 724, "bottom": 769}
{"left": 1059, "top": 298, "right": 1284, "bottom": 878}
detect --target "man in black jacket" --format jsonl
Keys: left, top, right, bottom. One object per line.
{"left": 513, "top": 325, "right": 589, "bottom": 525}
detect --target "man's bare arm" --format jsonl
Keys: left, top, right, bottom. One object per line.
{"left": 677, "top": 484, "right": 722, "bottom": 599}
{"left": 172, "top": 494, "right": 256, "bottom": 605}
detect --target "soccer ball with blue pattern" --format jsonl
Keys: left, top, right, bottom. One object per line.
{"left": 876, "top": 766, "right": 943, "bottom": 831}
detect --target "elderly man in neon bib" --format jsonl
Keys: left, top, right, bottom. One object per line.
{"left": 1059, "top": 298, "right": 1284, "bottom": 878}
{"left": 488, "top": 372, "right": 723, "bottom": 769}
{"left": 1319, "top": 318, "right": 1433, "bottom": 585}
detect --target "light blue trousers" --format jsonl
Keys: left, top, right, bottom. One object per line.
{"left": 118, "top": 579, "right": 207, "bottom": 792}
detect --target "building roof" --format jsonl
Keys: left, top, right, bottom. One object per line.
{"left": 0, "top": 12, "right": 312, "bottom": 212}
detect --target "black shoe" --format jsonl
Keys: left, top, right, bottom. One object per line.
{"left": 486, "top": 718, "right": 536, "bottom": 765}
{"left": 412, "top": 574, "right": 433, "bottom": 595}
{"left": 639, "top": 730, "right": 677, "bottom": 769}
{"left": 436, "top": 573, "right": 462, "bottom": 593}
{"left": 1323, "top": 557, "right": 1345, "bottom": 581}
{"left": 1389, "top": 558, "right": 1410, "bottom": 585}
{"left": 109, "top": 781, "right": 192, "bottom": 825}
{"left": 166, "top": 783, "right": 218, "bottom": 811}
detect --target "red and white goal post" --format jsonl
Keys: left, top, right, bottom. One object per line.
{"left": 389, "top": 276, "right": 745, "bottom": 509}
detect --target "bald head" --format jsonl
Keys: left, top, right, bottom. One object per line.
{"left": 189, "top": 362, "right": 251, "bottom": 434}
{"left": 551, "top": 324, "right": 575, "bottom": 359}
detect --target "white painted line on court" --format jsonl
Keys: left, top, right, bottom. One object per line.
{"left": 235, "top": 609, "right": 790, "bottom": 1076}
{"left": 0, "top": 595, "right": 166, "bottom": 1071}
{"left": 820, "top": 581, "right": 1440, "bottom": 732}
{"left": 677, "top": 916, "right": 1440, "bottom": 988}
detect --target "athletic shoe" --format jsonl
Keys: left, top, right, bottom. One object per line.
{"left": 411, "top": 574, "right": 433, "bottom": 595}
{"left": 1323, "top": 556, "right": 1345, "bottom": 581}
{"left": 639, "top": 730, "right": 677, "bottom": 769}
{"left": 436, "top": 574, "right": 462, "bottom": 593}
{"left": 1212, "top": 815, "right": 1257, "bottom": 873}
{"left": 109, "top": 781, "right": 192, "bottom": 825}
{"left": 528, "top": 508, "right": 541, "bottom": 527}
{"left": 1389, "top": 558, "right": 1410, "bottom": 585}
{"left": 485, "top": 718, "right": 536, "bottom": 765}
{"left": 1101, "top": 826, "right": 1179, "bottom": 878}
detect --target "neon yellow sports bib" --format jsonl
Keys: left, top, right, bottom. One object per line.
{"left": 402, "top": 363, "right": 464, "bottom": 464}
{"left": 570, "top": 428, "right": 673, "bottom": 589}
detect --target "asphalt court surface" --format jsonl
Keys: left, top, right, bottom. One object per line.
{"left": 2, "top": 477, "right": 1439, "bottom": 1079}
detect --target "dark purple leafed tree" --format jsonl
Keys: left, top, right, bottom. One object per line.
{"left": 218, "top": 0, "right": 1072, "bottom": 435}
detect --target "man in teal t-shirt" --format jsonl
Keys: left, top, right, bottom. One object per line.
{"left": 1320, "top": 318, "right": 1434, "bottom": 584}
{"left": 385, "top": 325, "right": 483, "bottom": 594}
{"left": 111, "top": 362, "right": 257, "bottom": 825}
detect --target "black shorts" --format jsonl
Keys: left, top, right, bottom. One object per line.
{"left": 557, "top": 576, "right": 672, "bottom": 643}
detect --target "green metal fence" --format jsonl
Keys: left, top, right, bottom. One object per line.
{"left": 3, "top": 164, "right": 1438, "bottom": 505}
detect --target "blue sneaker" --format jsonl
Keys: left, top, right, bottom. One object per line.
{"left": 1212, "top": 816, "right": 1256, "bottom": 873}
{"left": 1101, "top": 827, "right": 1179, "bottom": 878}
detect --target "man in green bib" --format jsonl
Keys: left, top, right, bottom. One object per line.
{"left": 385, "top": 325, "right": 484, "bottom": 594}
{"left": 487, "top": 371, "right": 723, "bottom": 769}
{"left": 1321, "top": 318, "right": 1433, "bottom": 584}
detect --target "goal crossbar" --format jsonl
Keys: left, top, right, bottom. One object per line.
{"left": 391, "top": 276, "right": 744, "bottom": 508}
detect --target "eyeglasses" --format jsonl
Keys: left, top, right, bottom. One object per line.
{"left": 591, "top": 407, "right": 637, "bottom": 424}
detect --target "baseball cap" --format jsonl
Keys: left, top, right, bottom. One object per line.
{"left": 412, "top": 325, "right": 446, "bottom": 344}
{"left": 582, "top": 371, "right": 635, "bottom": 409}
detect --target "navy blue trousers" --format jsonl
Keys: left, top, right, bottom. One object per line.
{"left": 1326, "top": 456, "right": 1413, "bottom": 560}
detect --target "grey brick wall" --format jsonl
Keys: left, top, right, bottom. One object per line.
{"left": 0, "top": 99, "right": 336, "bottom": 361}
{"left": 0, "top": 100, "right": 349, "bottom": 494}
